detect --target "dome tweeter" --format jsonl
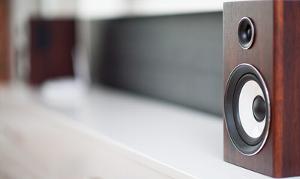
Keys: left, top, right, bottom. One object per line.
{"left": 238, "top": 17, "right": 255, "bottom": 49}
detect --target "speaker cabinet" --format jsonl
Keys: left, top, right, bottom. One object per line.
{"left": 224, "top": 1, "right": 300, "bottom": 177}
{"left": 29, "top": 19, "right": 75, "bottom": 85}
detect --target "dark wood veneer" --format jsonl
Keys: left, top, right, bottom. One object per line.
{"left": 29, "top": 19, "right": 75, "bottom": 85}
{"left": 0, "top": 0, "right": 10, "bottom": 82}
{"left": 224, "top": 1, "right": 300, "bottom": 177}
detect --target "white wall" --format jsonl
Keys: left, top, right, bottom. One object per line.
{"left": 129, "top": 0, "right": 223, "bottom": 15}
{"left": 77, "top": 0, "right": 130, "bottom": 19}
{"left": 39, "top": 0, "right": 77, "bottom": 17}
{"left": 77, "top": 0, "right": 223, "bottom": 19}
{"left": 10, "top": 0, "right": 39, "bottom": 82}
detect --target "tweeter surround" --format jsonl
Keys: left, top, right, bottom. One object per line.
{"left": 238, "top": 17, "right": 255, "bottom": 49}
{"left": 224, "top": 63, "right": 270, "bottom": 156}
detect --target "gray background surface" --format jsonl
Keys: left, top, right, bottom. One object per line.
{"left": 85, "top": 12, "right": 223, "bottom": 116}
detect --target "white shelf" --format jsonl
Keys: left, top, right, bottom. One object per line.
{"left": 0, "top": 84, "right": 294, "bottom": 178}
{"left": 74, "top": 86, "right": 273, "bottom": 178}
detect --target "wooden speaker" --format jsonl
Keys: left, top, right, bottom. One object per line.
{"left": 224, "top": 1, "right": 300, "bottom": 177}
{"left": 29, "top": 19, "right": 75, "bottom": 85}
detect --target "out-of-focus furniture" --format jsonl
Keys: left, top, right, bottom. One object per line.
{"left": 29, "top": 19, "right": 75, "bottom": 85}
{"left": 87, "top": 12, "right": 223, "bottom": 116}
{"left": 0, "top": 0, "right": 10, "bottom": 82}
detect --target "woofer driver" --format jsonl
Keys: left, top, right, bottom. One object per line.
{"left": 224, "top": 63, "right": 270, "bottom": 156}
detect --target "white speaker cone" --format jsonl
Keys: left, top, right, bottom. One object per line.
{"left": 238, "top": 80, "right": 265, "bottom": 138}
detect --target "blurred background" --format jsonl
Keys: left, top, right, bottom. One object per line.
{"left": 1, "top": 0, "right": 223, "bottom": 115}
{"left": 0, "top": 0, "right": 225, "bottom": 178}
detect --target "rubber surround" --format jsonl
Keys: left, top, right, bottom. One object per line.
{"left": 224, "top": 64, "right": 270, "bottom": 156}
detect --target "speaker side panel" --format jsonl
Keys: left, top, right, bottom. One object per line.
{"left": 223, "top": 1, "right": 274, "bottom": 176}
{"left": 278, "top": 1, "right": 300, "bottom": 177}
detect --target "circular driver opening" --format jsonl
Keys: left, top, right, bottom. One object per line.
{"left": 238, "top": 17, "right": 255, "bottom": 49}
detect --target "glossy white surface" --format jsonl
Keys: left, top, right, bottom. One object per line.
{"left": 0, "top": 84, "right": 290, "bottom": 178}
{"left": 0, "top": 85, "right": 191, "bottom": 179}
{"left": 75, "top": 86, "right": 272, "bottom": 178}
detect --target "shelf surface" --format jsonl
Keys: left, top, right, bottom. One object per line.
{"left": 0, "top": 84, "right": 294, "bottom": 178}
